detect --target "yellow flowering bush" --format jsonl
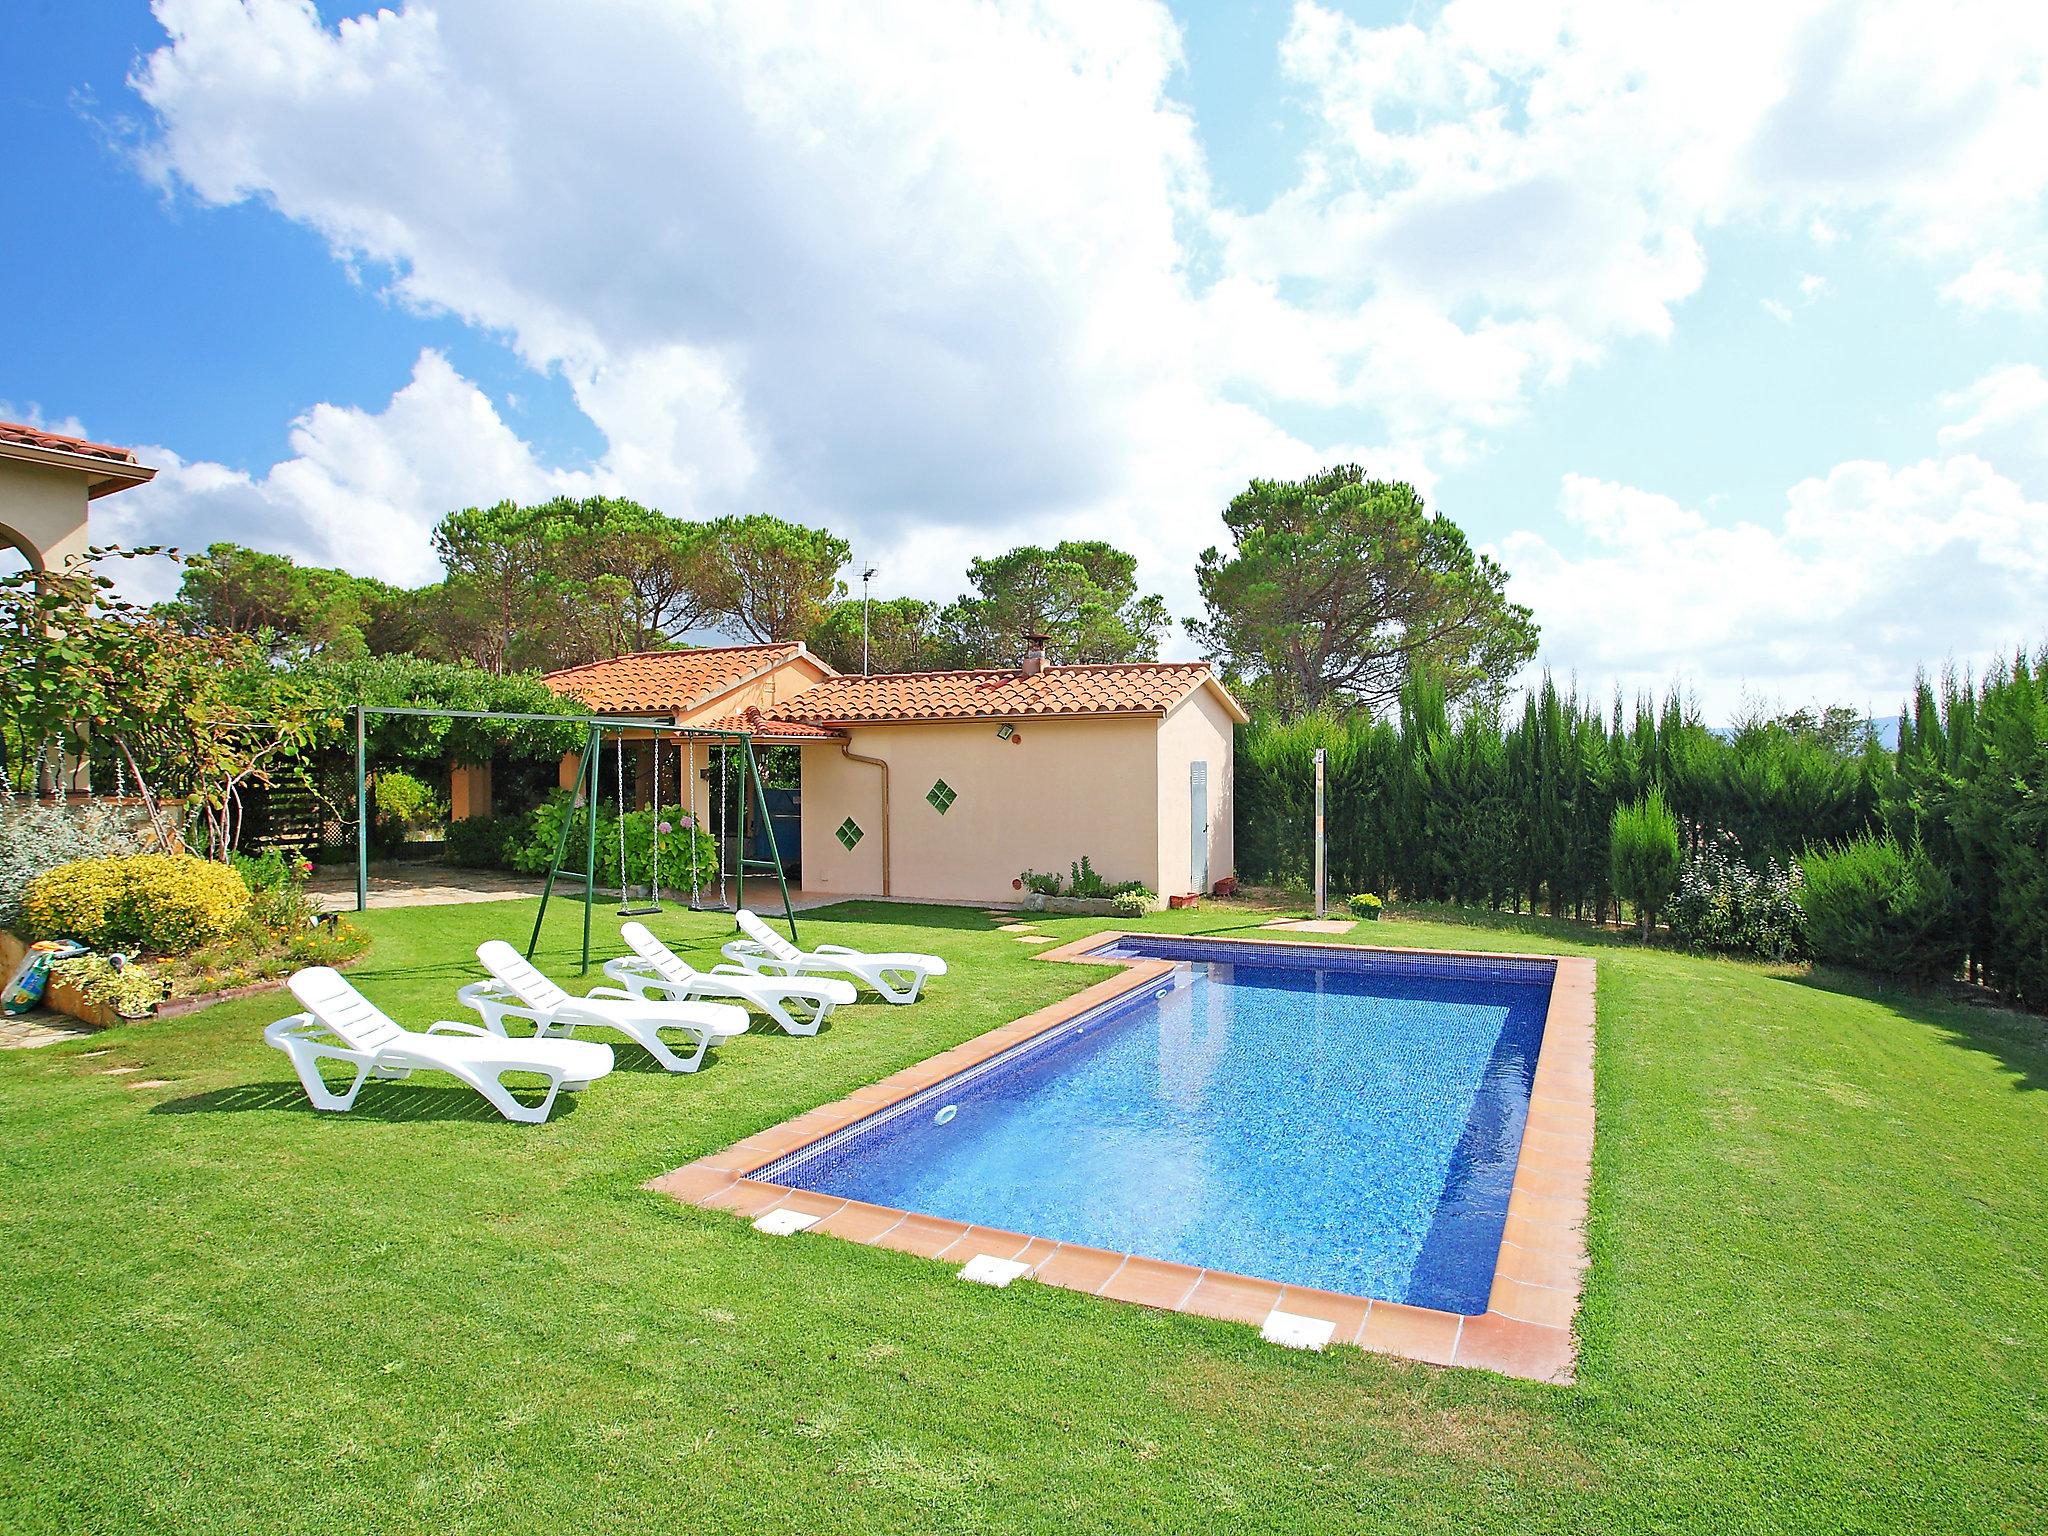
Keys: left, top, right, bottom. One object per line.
{"left": 21, "top": 855, "right": 250, "bottom": 955}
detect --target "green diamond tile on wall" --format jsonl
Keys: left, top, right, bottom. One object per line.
{"left": 926, "top": 779, "right": 957, "bottom": 814}
{"left": 835, "top": 817, "right": 864, "bottom": 850}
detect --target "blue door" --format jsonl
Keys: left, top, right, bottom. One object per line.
{"left": 1190, "top": 761, "right": 1209, "bottom": 893}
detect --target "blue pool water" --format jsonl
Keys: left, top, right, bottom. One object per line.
{"left": 766, "top": 938, "right": 1552, "bottom": 1313}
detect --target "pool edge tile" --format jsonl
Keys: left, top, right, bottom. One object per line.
{"left": 1181, "top": 1271, "right": 1287, "bottom": 1327}
{"left": 1099, "top": 1255, "right": 1207, "bottom": 1311}
{"left": 1359, "top": 1300, "right": 1463, "bottom": 1367}
{"left": 869, "top": 1211, "right": 973, "bottom": 1259}
{"left": 811, "top": 1197, "right": 909, "bottom": 1245}
{"left": 1032, "top": 1243, "right": 1128, "bottom": 1295}
{"left": 1452, "top": 1311, "right": 1576, "bottom": 1384}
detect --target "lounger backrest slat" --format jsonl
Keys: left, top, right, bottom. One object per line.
{"left": 621, "top": 922, "right": 697, "bottom": 986}
{"left": 289, "top": 967, "right": 408, "bottom": 1052}
{"left": 477, "top": 940, "right": 571, "bottom": 1011}
{"left": 737, "top": 909, "right": 804, "bottom": 963}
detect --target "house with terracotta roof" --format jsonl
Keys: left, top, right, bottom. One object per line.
{"left": 0, "top": 420, "right": 155, "bottom": 573}
{"left": 540, "top": 638, "right": 1245, "bottom": 905}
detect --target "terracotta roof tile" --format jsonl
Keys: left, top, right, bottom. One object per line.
{"left": 763, "top": 662, "right": 1233, "bottom": 725}
{"left": 545, "top": 643, "right": 816, "bottom": 714}
{"left": 701, "top": 708, "right": 843, "bottom": 741}
{"left": 0, "top": 420, "right": 141, "bottom": 465}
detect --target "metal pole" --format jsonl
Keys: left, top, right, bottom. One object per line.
{"left": 581, "top": 724, "right": 599, "bottom": 974}
{"left": 354, "top": 706, "right": 368, "bottom": 913}
{"left": 860, "top": 564, "right": 876, "bottom": 674}
{"left": 1313, "top": 746, "right": 1327, "bottom": 919}
{"left": 744, "top": 737, "right": 801, "bottom": 946}
{"left": 526, "top": 727, "right": 596, "bottom": 959}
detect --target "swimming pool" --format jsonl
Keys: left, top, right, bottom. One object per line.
{"left": 757, "top": 936, "right": 1553, "bottom": 1314}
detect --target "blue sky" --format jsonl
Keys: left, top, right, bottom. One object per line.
{"left": 5, "top": 0, "right": 2046, "bottom": 716}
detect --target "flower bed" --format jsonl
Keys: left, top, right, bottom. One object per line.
{"left": 6, "top": 849, "right": 368, "bottom": 1025}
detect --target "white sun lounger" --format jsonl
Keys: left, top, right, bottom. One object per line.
{"left": 720, "top": 909, "right": 949, "bottom": 1004}
{"left": 266, "top": 966, "right": 613, "bottom": 1124}
{"left": 603, "top": 921, "right": 857, "bottom": 1037}
{"left": 462, "top": 940, "right": 750, "bottom": 1074}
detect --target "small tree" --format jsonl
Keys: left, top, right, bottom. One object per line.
{"left": 937, "top": 541, "right": 1169, "bottom": 665}
{"left": 1189, "top": 466, "right": 1537, "bottom": 716}
{"left": 1798, "top": 833, "right": 1965, "bottom": 982}
{"left": 0, "top": 547, "right": 332, "bottom": 858}
{"left": 807, "top": 595, "right": 950, "bottom": 674}
{"left": 696, "top": 514, "right": 850, "bottom": 642}
{"left": 1610, "top": 789, "right": 1681, "bottom": 939}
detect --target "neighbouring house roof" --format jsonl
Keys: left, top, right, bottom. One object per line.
{"left": 761, "top": 661, "right": 1249, "bottom": 727}
{"left": 544, "top": 642, "right": 827, "bottom": 716}
{"left": 0, "top": 419, "right": 156, "bottom": 498}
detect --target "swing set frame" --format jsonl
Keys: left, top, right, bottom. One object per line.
{"left": 350, "top": 704, "right": 800, "bottom": 973}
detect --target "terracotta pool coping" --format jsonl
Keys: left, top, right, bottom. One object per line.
{"left": 648, "top": 929, "right": 1595, "bottom": 1384}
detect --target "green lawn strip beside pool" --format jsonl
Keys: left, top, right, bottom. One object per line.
{"left": 0, "top": 899, "right": 2042, "bottom": 1533}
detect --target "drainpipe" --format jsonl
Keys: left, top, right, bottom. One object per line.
{"left": 837, "top": 738, "right": 891, "bottom": 896}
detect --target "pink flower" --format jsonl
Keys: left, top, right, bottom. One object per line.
{"left": 657, "top": 820, "right": 673, "bottom": 835}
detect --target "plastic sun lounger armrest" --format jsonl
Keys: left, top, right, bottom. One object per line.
{"left": 456, "top": 979, "right": 559, "bottom": 1037}
{"left": 423, "top": 1019, "right": 494, "bottom": 1037}
{"left": 600, "top": 957, "right": 669, "bottom": 1000}
{"left": 811, "top": 943, "right": 862, "bottom": 956}
{"left": 265, "top": 1013, "right": 364, "bottom": 1056}
{"left": 709, "top": 962, "right": 758, "bottom": 977}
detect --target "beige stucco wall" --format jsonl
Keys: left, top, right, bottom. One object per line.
{"left": 798, "top": 717, "right": 1167, "bottom": 904}
{"left": 449, "top": 761, "right": 493, "bottom": 820}
{"left": 0, "top": 460, "right": 92, "bottom": 570}
{"left": 1153, "top": 685, "right": 1238, "bottom": 898}
{"left": 675, "top": 653, "right": 834, "bottom": 727}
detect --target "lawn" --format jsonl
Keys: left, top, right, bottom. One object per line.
{"left": 2, "top": 898, "right": 2043, "bottom": 1533}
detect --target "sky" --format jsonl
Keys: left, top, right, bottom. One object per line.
{"left": 4, "top": 0, "right": 2046, "bottom": 719}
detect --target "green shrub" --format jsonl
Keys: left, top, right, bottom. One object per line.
{"left": 1017, "top": 868, "right": 1064, "bottom": 896}
{"left": 1668, "top": 838, "right": 1806, "bottom": 961}
{"left": 444, "top": 814, "right": 523, "bottom": 869}
{"left": 232, "top": 848, "right": 313, "bottom": 893}
{"left": 22, "top": 855, "right": 250, "bottom": 954}
{"left": 1610, "top": 789, "right": 1682, "bottom": 939}
{"left": 1068, "top": 856, "right": 1112, "bottom": 898}
{"left": 282, "top": 917, "right": 372, "bottom": 970}
{"left": 509, "top": 792, "right": 718, "bottom": 894}
{"left": 1799, "top": 834, "right": 1965, "bottom": 982}
{"left": 1347, "top": 892, "right": 1384, "bottom": 919}
{"left": 0, "top": 799, "right": 157, "bottom": 928}
{"left": 52, "top": 953, "right": 165, "bottom": 1019}
{"left": 1111, "top": 889, "right": 1156, "bottom": 918}
{"left": 373, "top": 770, "right": 447, "bottom": 839}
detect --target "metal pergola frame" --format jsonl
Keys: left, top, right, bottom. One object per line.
{"left": 351, "top": 704, "right": 800, "bottom": 973}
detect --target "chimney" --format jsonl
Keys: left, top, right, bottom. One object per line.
{"left": 1020, "top": 633, "right": 1050, "bottom": 677}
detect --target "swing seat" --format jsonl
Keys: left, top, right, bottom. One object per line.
{"left": 616, "top": 903, "right": 663, "bottom": 917}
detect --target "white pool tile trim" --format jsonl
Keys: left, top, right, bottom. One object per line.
{"left": 753, "top": 1208, "right": 821, "bottom": 1236}
{"left": 958, "top": 1254, "right": 1034, "bottom": 1287}
{"left": 1261, "top": 1310, "right": 1337, "bottom": 1351}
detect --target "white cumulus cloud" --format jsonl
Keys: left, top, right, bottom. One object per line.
{"left": 99, "top": 350, "right": 607, "bottom": 598}
{"left": 1498, "top": 366, "right": 2048, "bottom": 715}
{"left": 1220, "top": 0, "right": 2048, "bottom": 424}
{"left": 111, "top": 0, "right": 2048, "bottom": 682}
